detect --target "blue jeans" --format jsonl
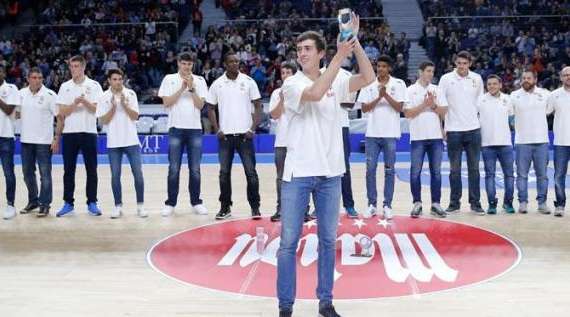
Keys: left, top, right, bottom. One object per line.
{"left": 277, "top": 176, "right": 341, "bottom": 311}
{"left": 482, "top": 146, "right": 514, "bottom": 206}
{"left": 554, "top": 145, "right": 570, "bottom": 207}
{"left": 0, "top": 137, "right": 15, "bottom": 205}
{"left": 165, "top": 128, "right": 203, "bottom": 206}
{"left": 21, "top": 143, "right": 53, "bottom": 207}
{"left": 341, "top": 127, "right": 355, "bottom": 208}
{"left": 365, "top": 137, "right": 396, "bottom": 207}
{"left": 446, "top": 129, "right": 482, "bottom": 207}
{"left": 516, "top": 143, "right": 549, "bottom": 204}
{"left": 218, "top": 134, "right": 260, "bottom": 209}
{"left": 108, "top": 145, "right": 144, "bottom": 206}
{"left": 410, "top": 139, "right": 443, "bottom": 204}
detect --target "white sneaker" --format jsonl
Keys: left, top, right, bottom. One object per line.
{"left": 137, "top": 204, "right": 148, "bottom": 218}
{"left": 192, "top": 204, "right": 208, "bottom": 215}
{"left": 110, "top": 206, "right": 122, "bottom": 219}
{"left": 383, "top": 206, "right": 394, "bottom": 220}
{"left": 363, "top": 205, "right": 377, "bottom": 219}
{"left": 161, "top": 205, "right": 174, "bottom": 217}
{"left": 3, "top": 205, "right": 16, "bottom": 220}
{"left": 554, "top": 206, "right": 565, "bottom": 217}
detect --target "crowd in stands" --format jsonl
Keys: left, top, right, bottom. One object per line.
{"left": 0, "top": 0, "right": 191, "bottom": 102}
{"left": 419, "top": 0, "right": 570, "bottom": 92}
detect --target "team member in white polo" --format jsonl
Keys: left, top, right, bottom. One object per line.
{"left": 403, "top": 61, "right": 447, "bottom": 218}
{"left": 158, "top": 52, "right": 209, "bottom": 217}
{"left": 18, "top": 67, "right": 60, "bottom": 217}
{"left": 56, "top": 55, "right": 103, "bottom": 217}
{"left": 438, "top": 50, "right": 484, "bottom": 215}
{"left": 547, "top": 66, "right": 570, "bottom": 217}
{"left": 477, "top": 74, "right": 515, "bottom": 215}
{"left": 357, "top": 54, "right": 408, "bottom": 220}
{"left": 207, "top": 52, "right": 263, "bottom": 220}
{"left": 0, "top": 65, "right": 20, "bottom": 220}
{"left": 276, "top": 25, "right": 375, "bottom": 317}
{"left": 511, "top": 70, "right": 551, "bottom": 215}
{"left": 97, "top": 69, "right": 146, "bottom": 219}
{"left": 268, "top": 62, "right": 297, "bottom": 222}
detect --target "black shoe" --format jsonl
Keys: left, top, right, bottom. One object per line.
{"left": 279, "top": 309, "right": 292, "bottom": 317}
{"left": 36, "top": 206, "right": 50, "bottom": 218}
{"left": 446, "top": 203, "right": 461, "bottom": 214}
{"left": 215, "top": 206, "right": 231, "bottom": 220}
{"left": 251, "top": 208, "right": 262, "bottom": 220}
{"left": 471, "top": 204, "right": 485, "bottom": 216}
{"left": 20, "top": 202, "right": 39, "bottom": 214}
{"left": 270, "top": 210, "right": 281, "bottom": 222}
{"left": 319, "top": 304, "right": 341, "bottom": 317}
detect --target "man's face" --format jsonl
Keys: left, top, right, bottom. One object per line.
{"left": 420, "top": 66, "right": 434, "bottom": 83}
{"left": 281, "top": 67, "right": 293, "bottom": 81}
{"left": 486, "top": 78, "right": 502, "bottom": 95}
{"left": 224, "top": 54, "right": 240, "bottom": 73}
{"left": 178, "top": 60, "right": 193, "bottom": 76}
{"left": 455, "top": 57, "right": 471, "bottom": 75}
{"left": 561, "top": 67, "right": 570, "bottom": 87}
{"left": 296, "top": 39, "right": 324, "bottom": 70}
{"left": 376, "top": 61, "right": 390, "bottom": 77}
{"left": 69, "top": 61, "right": 85, "bottom": 78}
{"left": 521, "top": 72, "right": 536, "bottom": 90}
{"left": 27, "top": 71, "right": 44, "bottom": 90}
{"left": 108, "top": 73, "right": 124, "bottom": 91}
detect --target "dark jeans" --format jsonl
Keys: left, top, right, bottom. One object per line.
{"left": 21, "top": 143, "right": 53, "bottom": 207}
{"left": 554, "top": 145, "right": 570, "bottom": 207}
{"left": 165, "top": 128, "right": 203, "bottom": 207}
{"left": 482, "top": 146, "right": 514, "bottom": 207}
{"left": 0, "top": 137, "right": 15, "bottom": 205}
{"left": 341, "top": 127, "right": 355, "bottom": 208}
{"left": 410, "top": 139, "right": 443, "bottom": 204}
{"left": 62, "top": 133, "right": 98, "bottom": 205}
{"left": 108, "top": 145, "right": 144, "bottom": 206}
{"left": 275, "top": 146, "right": 287, "bottom": 212}
{"left": 446, "top": 129, "right": 482, "bottom": 207}
{"left": 219, "top": 134, "right": 260, "bottom": 209}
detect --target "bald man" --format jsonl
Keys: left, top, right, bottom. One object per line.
{"left": 547, "top": 66, "right": 570, "bottom": 217}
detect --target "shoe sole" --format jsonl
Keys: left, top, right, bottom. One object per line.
{"left": 56, "top": 211, "right": 75, "bottom": 217}
{"left": 346, "top": 213, "right": 359, "bottom": 219}
{"left": 252, "top": 215, "right": 262, "bottom": 220}
{"left": 472, "top": 211, "right": 486, "bottom": 216}
{"left": 430, "top": 211, "right": 446, "bottom": 218}
{"left": 270, "top": 218, "right": 280, "bottom": 222}
{"left": 215, "top": 214, "right": 231, "bottom": 220}
{"left": 554, "top": 213, "right": 564, "bottom": 217}
{"left": 411, "top": 213, "right": 421, "bottom": 218}
{"left": 3, "top": 215, "right": 16, "bottom": 220}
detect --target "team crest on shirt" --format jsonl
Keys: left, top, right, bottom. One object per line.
{"left": 85, "top": 86, "right": 92, "bottom": 95}
{"left": 240, "top": 82, "right": 246, "bottom": 91}
{"left": 390, "top": 86, "right": 396, "bottom": 95}
{"left": 38, "top": 96, "right": 45, "bottom": 104}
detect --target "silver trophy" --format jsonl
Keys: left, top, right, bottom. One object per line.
{"left": 338, "top": 8, "right": 354, "bottom": 42}
{"left": 351, "top": 236, "right": 373, "bottom": 258}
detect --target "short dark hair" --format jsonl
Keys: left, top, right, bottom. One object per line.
{"left": 177, "top": 52, "right": 194, "bottom": 62}
{"left": 296, "top": 31, "right": 326, "bottom": 52}
{"left": 377, "top": 55, "right": 393, "bottom": 67}
{"left": 281, "top": 62, "right": 297, "bottom": 73}
{"left": 107, "top": 68, "right": 124, "bottom": 79}
{"left": 455, "top": 51, "right": 472, "bottom": 62}
{"left": 419, "top": 61, "right": 435, "bottom": 71}
{"left": 28, "top": 67, "right": 43, "bottom": 76}
{"left": 486, "top": 74, "right": 502, "bottom": 83}
{"left": 223, "top": 52, "right": 237, "bottom": 62}
{"left": 522, "top": 69, "right": 537, "bottom": 79}
{"left": 69, "top": 55, "right": 86, "bottom": 65}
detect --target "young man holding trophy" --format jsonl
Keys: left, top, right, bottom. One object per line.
{"left": 276, "top": 9, "right": 375, "bottom": 317}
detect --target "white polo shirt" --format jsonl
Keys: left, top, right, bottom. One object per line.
{"left": 0, "top": 81, "right": 20, "bottom": 138}
{"left": 337, "top": 68, "right": 357, "bottom": 128}
{"left": 357, "top": 76, "right": 407, "bottom": 138}
{"left": 96, "top": 88, "right": 140, "bottom": 148}
{"left": 19, "top": 86, "right": 58, "bottom": 144}
{"left": 56, "top": 77, "right": 103, "bottom": 134}
{"left": 281, "top": 70, "right": 348, "bottom": 182}
{"left": 158, "top": 73, "right": 208, "bottom": 130}
{"left": 477, "top": 92, "right": 513, "bottom": 147}
{"left": 206, "top": 72, "right": 261, "bottom": 134}
{"left": 269, "top": 87, "right": 289, "bottom": 148}
{"left": 511, "top": 87, "right": 550, "bottom": 144}
{"left": 404, "top": 82, "right": 443, "bottom": 141}
{"left": 547, "top": 87, "right": 570, "bottom": 146}
{"left": 438, "top": 70, "right": 483, "bottom": 132}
